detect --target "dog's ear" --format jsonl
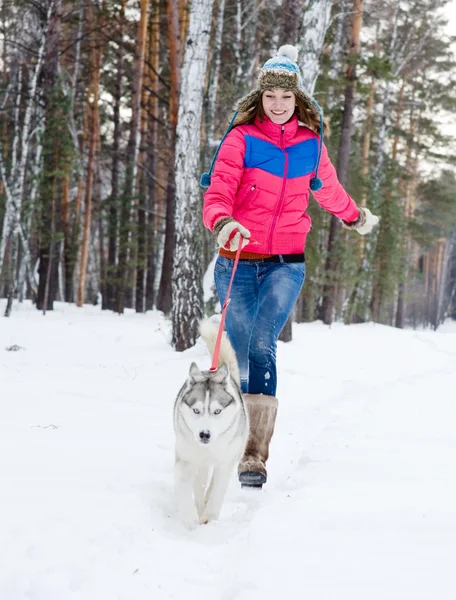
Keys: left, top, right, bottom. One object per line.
{"left": 211, "top": 363, "right": 229, "bottom": 383}
{"left": 189, "top": 362, "right": 204, "bottom": 381}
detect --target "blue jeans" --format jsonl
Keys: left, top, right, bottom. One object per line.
{"left": 214, "top": 255, "right": 306, "bottom": 396}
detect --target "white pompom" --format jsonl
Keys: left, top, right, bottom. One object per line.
{"left": 277, "top": 44, "right": 298, "bottom": 63}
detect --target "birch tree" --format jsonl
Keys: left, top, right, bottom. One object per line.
{"left": 1, "top": 1, "right": 55, "bottom": 316}
{"left": 298, "top": 0, "right": 333, "bottom": 94}
{"left": 172, "top": 0, "right": 215, "bottom": 351}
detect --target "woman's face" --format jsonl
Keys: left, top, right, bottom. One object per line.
{"left": 262, "top": 88, "right": 296, "bottom": 124}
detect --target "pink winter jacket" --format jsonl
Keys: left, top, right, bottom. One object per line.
{"left": 203, "top": 114, "right": 360, "bottom": 255}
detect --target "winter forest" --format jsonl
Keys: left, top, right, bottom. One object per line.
{"left": 0, "top": 0, "right": 455, "bottom": 350}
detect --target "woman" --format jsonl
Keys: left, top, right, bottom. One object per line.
{"left": 202, "top": 45, "right": 379, "bottom": 488}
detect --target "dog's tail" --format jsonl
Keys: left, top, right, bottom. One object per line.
{"left": 199, "top": 319, "right": 240, "bottom": 387}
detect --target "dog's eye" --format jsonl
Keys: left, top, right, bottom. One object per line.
{"left": 214, "top": 409, "right": 221, "bottom": 415}
{"left": 193, "top": 408, "right": 200, "bottom": 414}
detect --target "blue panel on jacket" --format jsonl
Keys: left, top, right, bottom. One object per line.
{"left": 244, "top": 135, "right": 318, "bottom": 179}
{"left": 244, "top": 135, "right": 285, "bottom": 177}
{"left": 286, "top": 138, "right": 318, "bottom": 178}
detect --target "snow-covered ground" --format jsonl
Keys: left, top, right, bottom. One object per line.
{"left": 1, "top": 300, "right": 455, "bottom": 600}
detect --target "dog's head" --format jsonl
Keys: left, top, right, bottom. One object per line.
{"left": 176, "top": 362, "right": 242, "bottom": 445}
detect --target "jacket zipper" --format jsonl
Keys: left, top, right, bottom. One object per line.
{"left": 267, "top": 125, "right": 288, "bottom": 253}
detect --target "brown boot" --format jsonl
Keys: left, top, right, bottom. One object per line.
{"left": 239, "top": 394, "right": 278, "bottom": 488}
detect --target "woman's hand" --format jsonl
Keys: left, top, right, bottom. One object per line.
{"left": 343, "top": 207, "right": 379, "bottom": 235}
{"left": 213, "top": 217, "right": 251, "bottom": 251}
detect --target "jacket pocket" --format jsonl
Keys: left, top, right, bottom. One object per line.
{"left": 235, "top": 184, "right": 258, "bottom": 208}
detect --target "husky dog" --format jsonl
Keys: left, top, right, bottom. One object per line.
{"left": 173, "top": 319, "right": 249, "bottom": 529}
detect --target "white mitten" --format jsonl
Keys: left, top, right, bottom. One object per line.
{"left": 213, "top": 217, "right": 251, "bottom": 251}
{"left": 343, "top": 207, "right": 379, "bottom": 235}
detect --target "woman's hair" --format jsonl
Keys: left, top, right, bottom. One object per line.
{"left": 232, "top": 89, "right": 329, "bottom": 136}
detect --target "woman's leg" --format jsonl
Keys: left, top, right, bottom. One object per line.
{"left": 215, "top": 257, "right": 305, "bottom": 488}
{"left": 248, "top": 261, "right": 306, "bottom": 396}
{"left": 214, "top": 256, "right": 259, "bottom": 392}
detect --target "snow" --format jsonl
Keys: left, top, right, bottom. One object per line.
{"left": 1, "top": 300, "right": 456, "bottom": 599}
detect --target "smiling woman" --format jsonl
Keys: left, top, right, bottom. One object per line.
{"left": 201, "top": 44, "right": 380, "bottom": 489}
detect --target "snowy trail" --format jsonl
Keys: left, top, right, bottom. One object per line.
{"left": 1, "top": 301, "right": 455, "bottom": 600}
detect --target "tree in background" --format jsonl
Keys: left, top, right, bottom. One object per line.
{"left": 171, "top": 0, "right": 215, "bottom": 350}
{"left": 319, "top": 0, "right": 364, "bottom": 325}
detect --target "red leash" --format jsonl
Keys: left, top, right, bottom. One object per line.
{"left": 209, "top": 242, "right": 243, "bottom": 372}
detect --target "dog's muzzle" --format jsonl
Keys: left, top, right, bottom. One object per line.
{"left": 199, "top": 430, "right": 211, "bottom": 444}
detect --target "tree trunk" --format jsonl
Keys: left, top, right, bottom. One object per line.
{"left": 2, "top": 3, "right": 55, "bottom": 315}
{"left": 62, "top": 0, "right": 83, "bottom": 304}
{"left": 344, "top": 77, "right": 375, "bottom": 324}
{"left": 116, "top": 0, "right": 150, "bottom": 313}
{"left": 95, "top": 141, "right": 104, "bottom": 305}
{"left": 319, "top": 0, "right": 364, "bottom": 325}
{"left": 156, "top": 0, "right": 182, "bottom": 314}
{"left": 370, "top": 79, "right": 405, "bottom": 323}
{"left": 280, "top": 0, "right": 305, "bottom": 42}
{"left": 234, "top": 0, "right": 243, "bottom": 87}
{"left": 76, "top": 2, "right": 102, "bottom": 307}
{"left": 441, "top": 233, "right": 456, "bottom": 322}
{"left": 104, "top": 0, "right": 126, "bottom": 311}
{"left": 17, "top": 130, "right": 42, "bottom": 303}
{"left": 206, "top": 0, "right": 225, "bottom": 148}
{"left": 135, "top": 74, "right": 150, "bottom": 313}
{"left": 145, "top": 0, "right": 161, "bottom": 311}
{"left": 36, "top": 0, "right": 63, "bottom": 314}
{"left": 172, "top": 0, "right": 215, "bottom": 351}
{"left": 326, "top": 0, "right": 348, "bottom": 109}
{"left": 298, "top": 0, "right": 333, "bottom": 94}
{"left": 0, "top": 68, "right": 22, "bottom": 272}
{"left": 349, "top": 4, "right": 402, "bottom": 321}
{"left": 395, "top": 100, "right": 418, "bottom": 328}
{"left": 135, "top": 2, "right": 155, "bottom": 314}
{"left": 432, "top": 238, "right": 450, "bottom": 329}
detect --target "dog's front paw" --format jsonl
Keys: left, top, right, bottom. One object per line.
{"left": 177, "top": 509, "right": 200, "bottom": 530}
{"left": 200, "top": 509, "right": 220, "bottom": 525}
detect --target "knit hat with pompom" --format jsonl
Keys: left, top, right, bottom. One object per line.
{"left": 258, "top": 45, "right": 303, "bottom": 90}
{"left": 237, "top": 45, "right": 314, "bottom": 114}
